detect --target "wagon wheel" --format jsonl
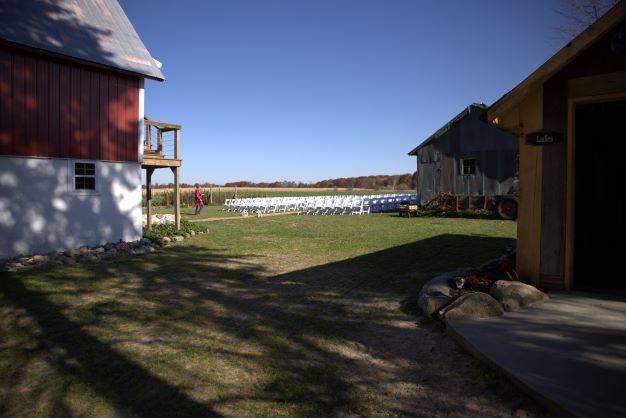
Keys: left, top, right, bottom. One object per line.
{"left": 497, "top": 198, "right": 518, "bottom": 220}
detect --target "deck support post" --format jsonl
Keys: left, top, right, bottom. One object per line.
{"left": 171, "top": 166, "right": 181, "bottom": 231}
{"left": 174, "top": 129, "right": 181, "bottom": 230}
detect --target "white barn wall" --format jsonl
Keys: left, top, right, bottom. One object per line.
{"left": 0, "top": 156, "right": 142, "bottom": 259}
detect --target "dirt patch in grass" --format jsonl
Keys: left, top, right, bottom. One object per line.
{"left": 0, "top": 216, "right": 546, "bottom": 417}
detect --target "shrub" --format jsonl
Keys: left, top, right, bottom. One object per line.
{"left": 143, "top": 219, "right": 200, "bottom": 243}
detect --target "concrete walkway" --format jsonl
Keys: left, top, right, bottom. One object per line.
{"left": 447, "top": 292, "right": 626, "bottom": 418}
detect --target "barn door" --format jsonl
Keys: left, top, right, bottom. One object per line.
{"left": 419, "top": 162, "right": 437, "bottom": 203}
{"left": 574, "top": 99, "right": 626, "bottom": 289}
{"left": 433, "top": 151, "right": 442, "bottom": 196}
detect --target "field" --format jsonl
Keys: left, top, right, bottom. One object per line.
{"left": 143, "top": 187, "right": 412, "bottom": 207}
{"left": 148, "top": 187, "right": 408, "bottom": 194}
{"left": 0, "top": 214, "right": 545, "bottom": 417}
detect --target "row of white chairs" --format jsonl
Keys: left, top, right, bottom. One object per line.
{"left": 222, "top": 194, "right": 417, "bottom": 215}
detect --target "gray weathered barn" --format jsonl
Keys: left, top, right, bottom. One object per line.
{"left": 408, "top": 103, "right": 518, "bottom": 204}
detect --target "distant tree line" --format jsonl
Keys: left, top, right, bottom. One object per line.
{"left": 308, "top": 173, "right": 417, "bottom": 190}
{"left": 148, "top": 172, "right": 417, "bottom": 190}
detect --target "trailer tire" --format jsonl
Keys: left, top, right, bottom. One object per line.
{"left": 497, "top": 198, "right": 518, "bottom": 220}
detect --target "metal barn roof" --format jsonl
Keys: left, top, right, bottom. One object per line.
{"left": 0, "top": 0, "right": 164, "bottom": 81}
{"left": 408, "top": 103, "right": 487, "bottom": 155}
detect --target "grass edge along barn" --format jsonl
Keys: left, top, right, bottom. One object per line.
{"left": 0, "top": 0, "right": 164, "bottom": 259}
{"left": 487, "top": 2, "right": 626, "bottom": 290}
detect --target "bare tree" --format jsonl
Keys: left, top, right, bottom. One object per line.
{"left": 555, "top": 0, "right": 621, "bottom": 41}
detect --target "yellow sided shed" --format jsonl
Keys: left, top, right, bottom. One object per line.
{"left": 487, "top": 2, "right": 626, "bottom": 290}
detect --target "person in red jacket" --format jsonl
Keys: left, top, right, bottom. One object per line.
{"left": 194, "top": 184, "right": 204, "bottom": 215}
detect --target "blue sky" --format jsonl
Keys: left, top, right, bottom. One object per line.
{"left": 119, "top": 0, "right": 570, "bottom": 185}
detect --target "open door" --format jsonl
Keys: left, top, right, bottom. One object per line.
{"left": 574, "top": 99, "right": 626, "bottom": 288}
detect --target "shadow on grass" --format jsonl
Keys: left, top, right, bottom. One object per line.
{"left": 0, "top": 277, "right": 224, "bottom": 418}
{"left": 0, "top": 234, "right": 515, "bottom": 417}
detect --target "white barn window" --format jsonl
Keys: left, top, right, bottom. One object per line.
{"left": 74, "top": 162, "right": 96, "bottom": 190}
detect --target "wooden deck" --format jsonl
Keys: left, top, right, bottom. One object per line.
{"left": 142, "top": 157, "right": 181, "bottom": 168}
{"left": 142, "top": 117, "right": 182, "bottom": 167}
{"left": 143, "top": 117, "right": 182, "bottom": 230}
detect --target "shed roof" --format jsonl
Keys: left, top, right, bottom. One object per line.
{"left": 487, "top": 1, "right": 626, "bottom": 123}
{"left": 408, "top": 103, "right": 487, "bottom": 156}
{"left": 0, "top": 0, "right": 164, "bottom": 81}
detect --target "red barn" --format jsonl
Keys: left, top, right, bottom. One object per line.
{"left": 0, "top": 0, "right": 165, "bottom": 259}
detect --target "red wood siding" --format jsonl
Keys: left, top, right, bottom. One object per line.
{"left": 0, "top": 46, "right": 140, "bottom": 162}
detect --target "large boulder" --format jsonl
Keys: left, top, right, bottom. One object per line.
{"left": 418, "top": 270, "right": 467, "bottom": 316}
{"left": 439, "top": 292, "right": 504, "bottom": 321}
{"left": 490, "top": 280, "right": 549, "bottom": 312}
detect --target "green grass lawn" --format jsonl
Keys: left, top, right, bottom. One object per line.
{"left": 0, "top": 214, "right": 537, "bottom": 417}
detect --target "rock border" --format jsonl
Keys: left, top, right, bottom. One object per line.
{"left": 417, "top": 249, "right": 549, "bottom": 322}
{"left": 0, "top": 228, "right": 210, "bottom": 273}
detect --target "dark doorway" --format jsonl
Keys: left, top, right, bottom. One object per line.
{"left": 574, "top": 99, "right": 626, "bottom": 288}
